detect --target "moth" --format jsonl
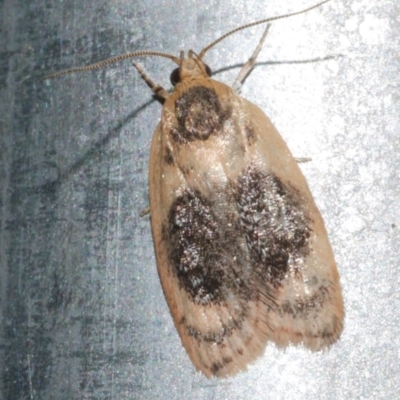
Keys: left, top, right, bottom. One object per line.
{"left": 46, "top": 0, "right": 343, "bottom": 378}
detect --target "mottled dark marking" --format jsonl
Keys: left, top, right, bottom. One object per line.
{"left": 235, "top": 167, "right": 311, "bottom": 288}
{"left": 169, "top": 126, "right": 185, "bottom": 144}
{"left": 209, "top": 356, "right": 233, "bottom": 375}
{"left": 167, "top": 189, "right": 222, "bottom": 303}
{"left": 164, "top": 146, "right": 174, "bottom": 165}
{"left": 278, "top": 285, "right": 331, "bottom": 323}
{"left": 223, "top": 356, "right": 233, "bottom": 365}
{"left": 185, "top": 317, "right": 243, "bottom": 344}
{"left": 164, "top": 166, "right": 311, "bottom": 306}
{"left": 164, "top": 188, "right": 252, "bottom": 304}
{"left": 313, "top": 317, "right": 342, "bottom": 342}
{"left": 211, "top": 362, "right": 224, "bottom": 375}
{"left": 236, "top": 143, "right": 246, "bottom": 159}
{"left": 174, "top": 86, "right": 231, "bottom": 142}
{"left": 178, "top": 163, "right": 193, "bottom": 177}
{"left": 244, "top": 123, "right": 256, "bottom": 145}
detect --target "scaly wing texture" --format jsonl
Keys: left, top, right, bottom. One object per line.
{"left": 149, "top": 78, "right": 343, "bottom": 378}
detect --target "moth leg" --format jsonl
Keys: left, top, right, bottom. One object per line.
{"left": 295, "top": 157, "right": 312, "bottom": 163}
{"left": 232, "top": 23, "right": 271, "bottom": 92}
{"left": 140, "top": 206, "right": 151, "bottom": 217}
{"left": 132, "top": 60, "right": 170, "bottom": 100}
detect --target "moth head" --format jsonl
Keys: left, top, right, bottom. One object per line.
{"left": 170, "top": 51, "right": 212, "bottom": 86}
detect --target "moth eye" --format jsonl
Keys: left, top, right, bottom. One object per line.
{"left": 204, "top": 64, "right": 212, "bottom": 77}
{"left": 170, "top": 68, "right": 180, "bottom": 86}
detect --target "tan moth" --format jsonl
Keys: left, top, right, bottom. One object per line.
{"left": 46, "top": 0, "right": 343, "bottom": 378}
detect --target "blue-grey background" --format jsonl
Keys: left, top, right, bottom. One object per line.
{"left": 1, "top": 0, "right": 399, "bottom": 398}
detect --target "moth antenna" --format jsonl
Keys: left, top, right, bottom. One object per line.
{"left": 44, "top": 51, "right": 180, "bottom": 80}
{"left": 198, "top": 0, "right": 331, "bottom": 59}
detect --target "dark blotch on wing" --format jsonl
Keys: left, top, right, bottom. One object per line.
{"left": 174, "top": 86, "right": 231, "bottom": 142}
{"left": 235, "top": 167, "right": 311, "bottom": 288}
{"left": 164, "top": 146, "right": 174, "bottom": 165}
{"left": 210, "top": 356, "right": 233, "bottom": 375}
{"left": 164, "top": 188, "right": 251, "bottom": 304}
{"left": 280, "top": 285, "right": 329, "bottom": 318}
{"left": 185, "top": 317, "right": 243, "bottom": 344}
{"left": 244, "top": 123, "right": 256, "bottom": 145}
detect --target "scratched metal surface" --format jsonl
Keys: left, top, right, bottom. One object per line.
{"left": 1, "top": 0, "right": 399, "bottom": 398}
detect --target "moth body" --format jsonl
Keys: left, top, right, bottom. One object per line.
{"left": 148, "top": 52, "right": 343, "bottom": 378}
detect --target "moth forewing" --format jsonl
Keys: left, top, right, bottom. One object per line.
{"left": 149, "top": 69, "right": 343, "bottom": 377}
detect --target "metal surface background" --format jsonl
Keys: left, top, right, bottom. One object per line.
{"left": 1, "top": 0, "right": 399, "bottom": 398}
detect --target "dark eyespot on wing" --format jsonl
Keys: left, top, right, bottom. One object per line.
{"left": 235, "top": 166, "right": 311, "bottom": 288}
{"left": 174, "top": 86, "right": 232, "bottom": 142}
